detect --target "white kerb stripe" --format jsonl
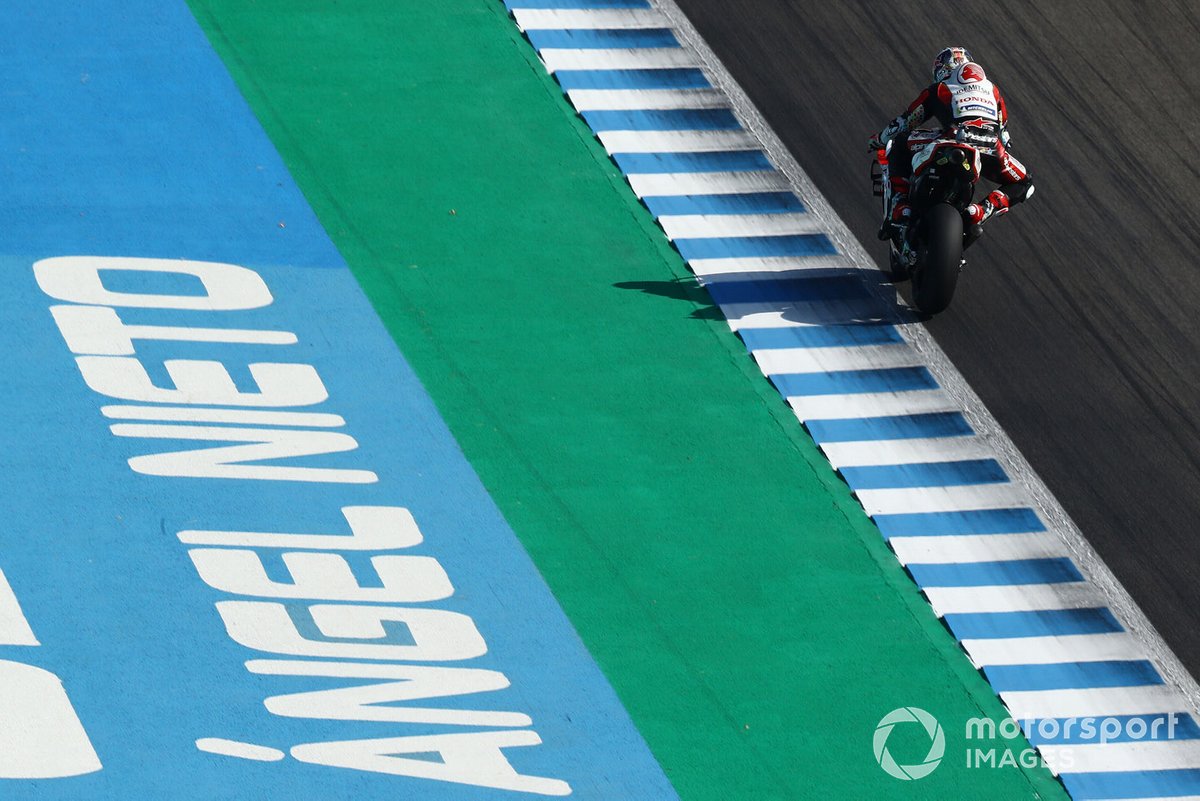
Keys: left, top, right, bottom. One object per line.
{"left": 512, "top": 8, "right": 669, "bottom": 30}
{"left": 854, "top": 483, "right": 1031, "bottom": 517}
{"left": 753, "top": 343, "right": 923, "bottom": 377}
{"left": 788, "top": 389, "right": 959, "bottom": 421}
{"left": 0, "top": 569, "right": 37, "bottom": 646}
{"left": 821, "top": 436, "right": 994, "bottom": 469}
{"left": 961, "top": 632, "right": 1146, "bottom": 667}
{"left": 691, "top": 254, "right": 850, "bottom": 279}
{"left": 1001, "top": 685, "right": 1183, "bottom": 718}
{"left": 924, "top": 582, "right": 1106, "bottom": 615}
{"left": 539, "top": 48, "right": 699, "bottom": 72}
{"left": 568, "top": 88, "right": 728, "bottom": 111}
{"left": 1055, "top": 740, "right": 1200, "bottom": 773}
{"left": 658, "top": 213, "right": 824, "bottom": 240}
{"left": 598, "top": 129, "right": 758, "bottom": 154}
{"left": 626, "top": 171, "right": 788, "bottom": 197}
{"left": 722, "top": 298, "right": 889, "bottom": 330}
{"left": 889, "top": 531, "right": 1067, "bottom": 565}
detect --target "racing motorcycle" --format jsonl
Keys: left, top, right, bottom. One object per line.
{"left": 871, "top": 127, "right": 992, "bottom": 314}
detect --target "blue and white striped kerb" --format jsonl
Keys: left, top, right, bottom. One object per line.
{"left": 506, "top": 0, "right": 1200, "bottom": 797}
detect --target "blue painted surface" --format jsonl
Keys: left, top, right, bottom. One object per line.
{"left": 526, "top": 28, "right": 678, "bottom": 50}
{"left": 873, "top": 508, "right": 1047, "bottom": 539}
{"left": 943, "top": 609, "right": 1124, "bottom": 640}
{"left": 983, "top": 661, "right": 1163, "bottom": 692}
{"left": 1025, "top": 714, "right": 1200, "bottom": 745}
{"left": 674, "top": 233, "right": 836, "bottom": 261}
{"left": 582, "top": 108, "right": 741, "bottom": 131}
{"left": 771, "top": 367, "right": 939, "bottom": 398}
{"left": 643, "top": 192, "right": 805, "bottom": 216}
{"left": 1061, "top": 769, "right": 1200, "bottom": 800}
{"left": 840, "top": 459, "right": 1008, "bottom": 490}
{"left": 704, "top": 273, "right": 863, "bottom": 304}
{"left": 614, "top": 150, "right": 771, "bottom": 174}
{"left": 806, "top": 412, "right": 972, "bottom": 443}
{"left": 907, "top": 558, "right": 1083, "bottom": 588}
{"left": 555, "top": 68, "right": 710, "bottom": 90}
{"left": 0, "top": 3, "right": 675, "bottom": 799}
{"left": 739, "top": 325, "right": 902, "bottom": 351}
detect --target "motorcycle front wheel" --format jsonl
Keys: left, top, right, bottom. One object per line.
{"left": 911, "top": 203, "right": 963, "bottom": 315}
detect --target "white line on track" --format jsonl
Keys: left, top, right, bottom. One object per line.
{"left": 788, "top": 389, "right": 960, "bottom": 421}
{"left": 752, "top": 343, "right": 924, "bottom": 376}
{"left": 821, "top": 436, "right": 995, "bottom": 468}
{"left": 962, "top": 632, "right": 1148, "bottom": 666}
{"left": 854, "top": 484, "right": 1031, "bottom": 517}
{"left": 657, "top": 213, "right": 824, "bottom": 239}
{"left": 888, "top": 531, "right": 1067, "bottom": 564}
{"left": 539, "top": 47, "right": 698, "bottom": 72}
{"left": 626, "top": 170, "right": 790, "bottom": 196}
{"left": 926, "top": 583, "right": 1105, "bottom": 616}
{"left": 690, "top": 254, "right": 852, "bottom": 278}
{"left": 1061, "top": 740, "right": 1200, "bottom": 773}
{"left": 568, "top": 88, "right": 728, "bottom": 110}
{"left": 598, "top": 129, "right": 759, "bottom": 153}
{"left": 1001, "top": 685, "right": 1185, "bottom": 719}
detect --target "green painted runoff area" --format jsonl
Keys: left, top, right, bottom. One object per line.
{"left": 187, "top": 1, "right": 1068, "bottom": 798}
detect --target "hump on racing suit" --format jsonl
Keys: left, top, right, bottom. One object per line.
{"left": 874, "top": 53, "right": 1033, "bottom": 235}
{"left": 878, "top": 60, "right": 1009, "bottom": 151}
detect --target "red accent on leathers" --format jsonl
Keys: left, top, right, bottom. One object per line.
{"left": 966, "top": 190, "right": 1011, "bottom": 224}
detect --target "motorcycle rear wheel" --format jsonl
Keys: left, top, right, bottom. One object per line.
{"left": 911, "top": 203, "right": 962, "bottom": 315}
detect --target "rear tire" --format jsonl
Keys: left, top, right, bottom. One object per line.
{"left": 911, "top": 203, "right": 962, "bottom": 314}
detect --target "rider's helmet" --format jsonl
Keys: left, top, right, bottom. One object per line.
{"left": 932, "top": 47, "right": 973, "bottom": 82}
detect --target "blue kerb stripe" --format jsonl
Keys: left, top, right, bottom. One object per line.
{"left": 614, "top": 150, "right": 771, "bottom": 174}
{"left": 840, "top": 459, "right": 1006, "bottom": 490}
{"left": 1025, "top": 713, "right": 1200, "bottom": 745}
{"left": 874, "top": 508, "right": 1046, "bottom": 539}
{"left": 644, "top": 192, "right": 805, "bottom": 216}
{"left": 984, "top": 660, "right": 1164, "bottom": 692}
{"left": 583, "top": 108, "right": 741, "bottom": 131}
{"left": 526, "top": 28, "right": 679, "bottom": 50}
{"left": 1061, "top": 769, "right": 1200, "bottom": 800}
{"left": 675, "top": 233, "right": 835, "bottom": 260}
{"left": 555, "top": 68, "right": 711, "bottom": 90}
{"left": 943, "top": 608, "right": 1123, "bottom": 640}
{"left": 772, "top": 367, "right": 938, "bottom": 397}
{"left": 740, "top": 325, "right": 902, "bottom": 351}
{"left": 907, "top": 558, "right": 1083, "bottom": 588}
{"left": 507, "top": 0, "right": 650, "bottom": 8}
{"left": 706, "top": 275, "right": 866, "bottom": 305}
{"left": 807, "top": 412, "right": 973, "bottom": 443}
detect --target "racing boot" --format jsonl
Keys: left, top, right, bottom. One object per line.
{"left": 878, "top": 177, "right": 912, "bottom": 242}
{"left": 965, "top": 189, "right": 1011, "bottom": 227}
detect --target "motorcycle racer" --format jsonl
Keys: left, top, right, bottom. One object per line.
{"left": 869, "top": 47, "right": 1035, "bottom": 244}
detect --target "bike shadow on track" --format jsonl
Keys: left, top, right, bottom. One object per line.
{"left": 614, "top": 268, "right": 922, "bottom": 327}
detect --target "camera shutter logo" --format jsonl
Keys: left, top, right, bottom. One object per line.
{"left": 873, "top": 707, "right": 945, "bottom": 780}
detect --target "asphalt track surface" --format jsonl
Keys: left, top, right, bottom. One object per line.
{"left": 669, "top": 1, "right": 1200, "bottom": 677}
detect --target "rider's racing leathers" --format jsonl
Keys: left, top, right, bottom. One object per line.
{"left": 873, "top": 61, "right": 1034, "bottom": 237}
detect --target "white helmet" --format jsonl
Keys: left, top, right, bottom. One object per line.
{"left": 932, "top": 46, "right": 973, "bottom": 82}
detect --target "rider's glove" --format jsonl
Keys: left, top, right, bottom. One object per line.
{"left": 869, "top": 118, "right": 905, "bottom": 151}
